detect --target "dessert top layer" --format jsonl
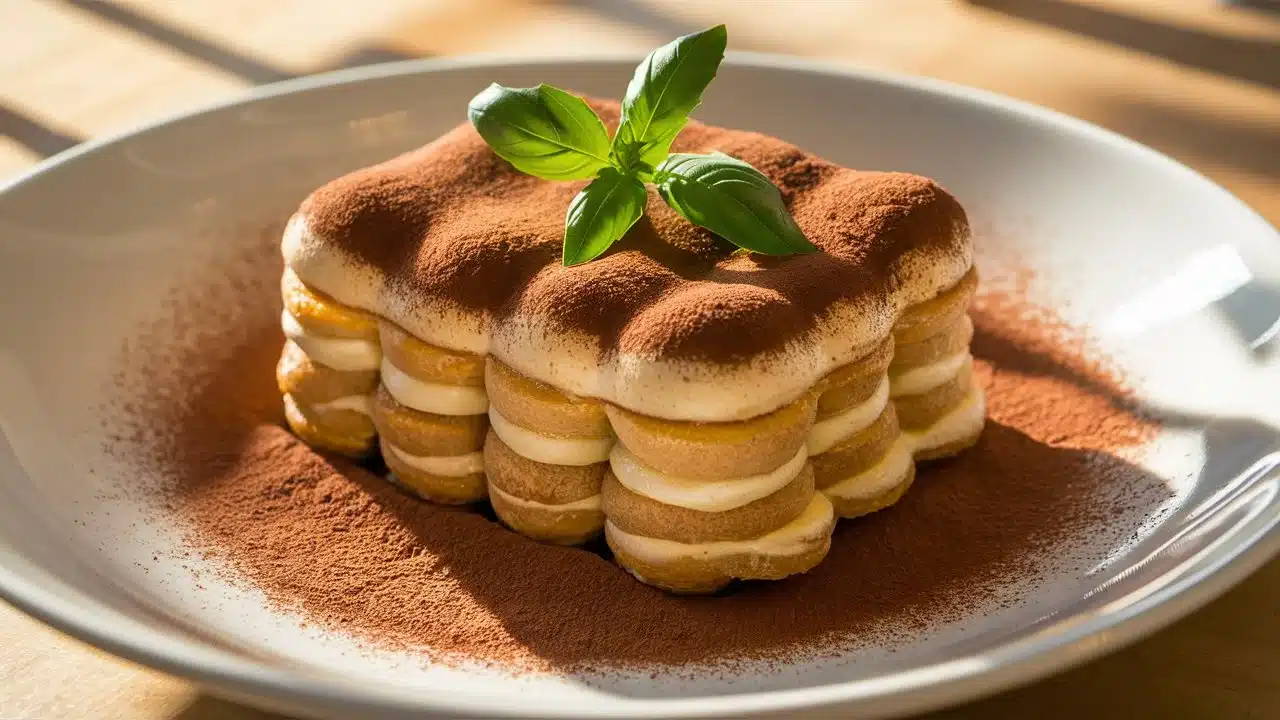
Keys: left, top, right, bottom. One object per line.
{"left": 284, "top": 99, "right": 972, "bottom": 422}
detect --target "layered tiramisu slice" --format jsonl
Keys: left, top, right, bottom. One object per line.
{"left": 807, "top": 337, "right": 909, "bottom": 519}
{"left": 891, "top": 269, "right": 985, "bottom": 459}
{"left": 275, "top": 25, "right": 984, "bottom": 592}
{"left": 483, "top": 358, "right": 610, "bottom": 544}
{"left": 373, "top": 322, "right": 489, "bottom": 504}
{"left": 276, "top": 268, "right": 380, "bottom": 457}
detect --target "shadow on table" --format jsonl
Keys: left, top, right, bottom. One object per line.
{"left": 1090, "top": 92, "right": 1280, "bottom": 181}
{"left": 4, "top": 1, "right": 426, "bottom": 160}
{"left": 0, "top": 104, "right": 84, "bottom": 157}
{"left": 171, "top": 695, "right": 292, "bottom": 720}
{"left": 59, "top": 0, "right": 422, "bottom": 83}
{"left": 967, "top": 0, "right": 1280, "bottom": 90}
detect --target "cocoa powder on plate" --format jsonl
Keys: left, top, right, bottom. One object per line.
{"left": 111, "top": 238, "right": 1166, "bottom": 671}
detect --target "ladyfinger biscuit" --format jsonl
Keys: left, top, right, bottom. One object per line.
{"left": 277, "top": 340, "right": 379, "bottom": 404}
{"left": 485, "top": 358, "right": 611, "bottom": 439}
{"left": 372, "top": 385, "right": 487, "bottom": 457}
{"left": 893, "top": 267, "right": 978, "bottom": 344}
{"left": 282, "top": 267, "right": 379, "bottom": 340}
{"left": 381, "top": 437, "right": 487, "bottom": 504}
{"left": 605, "top": 393, "right": 817, "bottom": 481}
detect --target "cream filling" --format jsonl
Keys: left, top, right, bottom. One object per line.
{"left": 489, "top": 483, "right": 603, "bottom": 513}
{"left": 807, "top": 376, "right": 890, "bottom": 456}
{"left": 823, "top": 435, "right": 914, "bottom": 501}
{"left": 890, "top": 352, "right": 971, "bottom": 398}
{"left": 381, "top": 358, "right": 489, "bottom": 416}
{"left": 281, "top": 309, "right": 381, "bottom": 372}
{"left": 488, "top": 408, "right": 614, "bottom": 466}
{"left": 610, "top": 444, "right": 807, "bottom": 513}
{"left": 311, "top": 394, "right": 373, "bottom": 415}
{"left": 907, "top": 384, "right": 986, "bottom": 452}
{"left": 384, "top": 441, "right": 485, "bottom": 477}
{"left": 606, "top": 493, "right": 834, "bottom": 563}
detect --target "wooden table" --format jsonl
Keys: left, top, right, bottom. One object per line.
{"left": 2, "top": 1, "right": 1277, "bottom": 717}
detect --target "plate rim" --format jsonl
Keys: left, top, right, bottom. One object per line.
{"left": 0, "top": 51, "right": 1277, "bottom": 719}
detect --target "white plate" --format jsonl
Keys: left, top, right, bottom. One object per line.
{"left": 0, "top": 55, "right": 1277, "bottom": 719}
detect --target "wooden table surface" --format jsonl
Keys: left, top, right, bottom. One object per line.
{"left": 2, "top": 1, "right": 1278, "bottom": 718}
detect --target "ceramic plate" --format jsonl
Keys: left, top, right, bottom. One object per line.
{"left": 0, "top": 55, "right": 1277, "bottom": 719}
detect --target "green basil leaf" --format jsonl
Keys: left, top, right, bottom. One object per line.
{"left": 563, "top": 168, "right": 648, "bottom": 266}
{"left": 612, "top": 24, "right": 727, "bottom": 173}
{"left": 468, "top": 83, "right": 612, "bottom": 181}
{"left": 655, "top": 152, "right": 818, "bottom": 256}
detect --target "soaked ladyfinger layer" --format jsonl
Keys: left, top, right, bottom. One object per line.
{"left": 276, "top": 340, "right": 378, "bottom": 406}
{"left": 485, "top": 358, "right": 611, "bottom": 439}
{"left": 894, "top": 360, "right": 974, "bottom": 430}
{"left": 482, "top": 430, "right": 604, "bottom": 505}
{"left": 818, "top": 385, "right": 984, "bottom": 518}
{"left": 282, "top": 308, "right": 382, "bottom": 373}
{"left": 892, "top": 267, "right": 979, "bottom": 345}
{"left": 601, "top": 464, "right": 816, "bottom": 544}
{"left": 825, "top": 458, "right": 916, "bottom": 519}
{"left": 606, "top": 492, "right": 836, "bottom": 594}
{"left": 488, "top": 485, "right": 604, "bottom": 545}
{"left": 909, "top": 385, "right": 986, "bottom": 459}
{"left": 380, "top": 320, "right": 485, "bottom": 387}
{"left": 814, "top": 337, "right": 894, "bottom": 420}
{"left": 810, "top": 403, "right": 902, "bottom": 490}
{"left": 283, "top": 393, "right": 375, "bottom": 457}
{"left": 488, "top": 408, "right": 614, "bottom": 466}
{"left": 892, "top": 313, "right": 974, "bottom": 370}
{"left": 380, "top": 357, "right": 489, "bottom": 416}
{"left": 380, "top": 437, "right": 487, "bottom": 504}
{"left": 371, "top": 385, "right": 486, "bottom": 457}
{"left": 891, "top": 352, "right": 972, "bottom": 399}
{"left": 807, "top": 375, "right": 890, "bottom": 456}
{"left": 609, "top": 443, "right": 808, "bottom": 514}
{"left": 605, "top": 393, "right": 816, "bottom": 482}
{"left": 281, "top": 267, "right": 379, "bottom": 340}
{"left": 484, "top": 429, "right": 605, "bottom": 545}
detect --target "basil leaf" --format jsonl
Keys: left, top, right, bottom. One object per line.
{"left": 655, "top": 152, "right": 817, "bottom": 256}
{"left": 468, "top": 83, "right": 612, "bottom": 181}
{"left": 563, "top": 168, "right": 648, "bottom": 266}
{"left": 612, "top": 24, "right": 727, "bottom": 173}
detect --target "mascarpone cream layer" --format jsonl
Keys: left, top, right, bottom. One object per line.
{"left": 890, "top": 352, "right": 971, "bottom": 398}
{"left": 907, "top": 384, "right": 986, "bottom": 452}
{"left": 488, "top": 408, "right": 614, "bottom": 466}
{"left": 284, "top": 215, "right": 972, "bottom": 422}
{"left": 311, "top": 394, "right": 373, "bottom": 415}
{"left": 281, "top": 309, "right": 380, "bottom": 372}
{"left": 606, "top": 493, "right": 834, "bottom": 563}
{"left": 823, "top": 435, "right": 914, "bottom": 501}
{"left": 807, "top": 376, "right": 890, "bottom": 455}
{"left": 385, "top": 441, "right": 485, "bottom": 477}
{"left": 489, "top": 483, "right": 603, "bottom": 512}
{"left": 609, "top": 444, "right": 808, "bottom": 513}
{"left": 381, "top": 358, "right": 489, "bottom": 416}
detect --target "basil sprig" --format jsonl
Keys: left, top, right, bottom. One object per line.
{"left": 612, "top": 24, "right": 727, "bottom": 177}
{"left": 655, "top": 152, "right": 814, "bottom": 256}
{"left": 563, "top": 168, "right": 648, "bottom": 265}
{"left": 467, "top": 84, "right": 611, "bottom": 180}
{"left": 467, "top": 25, "right": 818, "bottom": 266}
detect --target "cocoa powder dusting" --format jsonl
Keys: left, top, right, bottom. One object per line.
{"left": 110, "top": 235, "right": 1167, "bottom": 672}
{"left": 301, "top": 100, "right": 969, "bottom": 363}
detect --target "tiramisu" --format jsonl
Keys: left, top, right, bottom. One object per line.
{"left": 276, "top": 268, "right": 380, "bottom": 456}
{"left": 276, "top": 25, "right": 983, "bottom": 592}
